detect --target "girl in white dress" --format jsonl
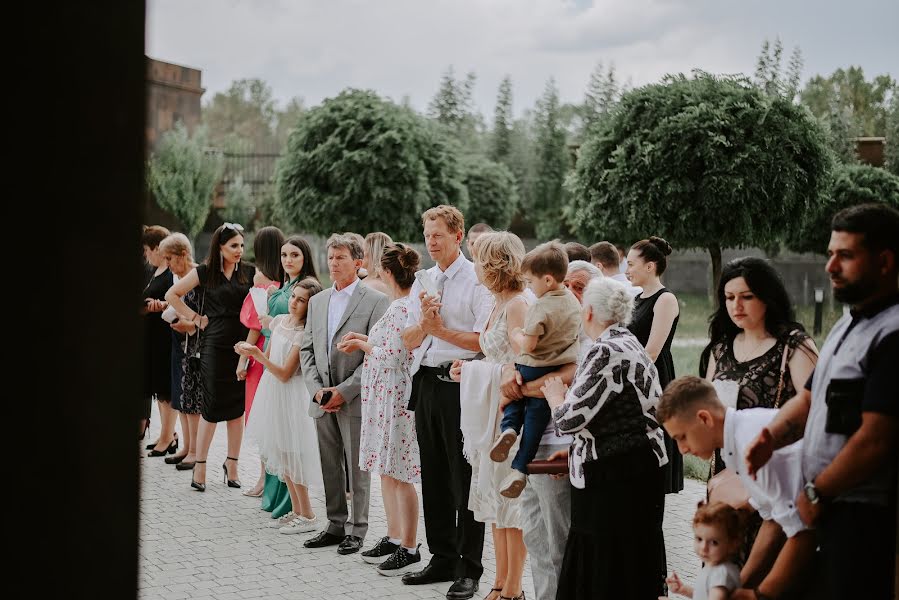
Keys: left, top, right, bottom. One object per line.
{"left": 238, "top": 278, "right": 324, "bottom": 534}
{"left": 336, "top": 243, "right": 423, "bottom": 575}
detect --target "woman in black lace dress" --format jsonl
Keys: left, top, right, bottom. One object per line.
{"left": 699, "top": 257, "right": 818, "bottom": 567}
{"left": 700, "top": 257, "right": 818, "bottom": 456}
{"left": 625, "top": 236, "right": 683, "bottom": 494}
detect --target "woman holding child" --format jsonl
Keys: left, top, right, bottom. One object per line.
{"left": 452, "top": 231, "right": 530, "bottom": 600}
{"left": 542, "top": 277, "right": 669, "bottom": 599}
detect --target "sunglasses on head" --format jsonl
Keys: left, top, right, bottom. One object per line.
{"left": 222, "top": 222, "right": 244, "bottom": 232}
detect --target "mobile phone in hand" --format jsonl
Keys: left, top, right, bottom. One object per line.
{"left": 317, "top": 390, "right": 333, "bottom": 406}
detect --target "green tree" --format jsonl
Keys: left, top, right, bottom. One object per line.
{"left": 459, "top": 157, "right": 519, "bottom": 230}
{"left": 568, "top": 72, "right": 832, "bottom": 296}
{"left": 276, "top": 89, "right": 467, "bottom": 240}
{"left": 787, "top": 164, "right": 899, "bottom": 254}
{"left": 491, "top": 76, "right": 514, "bottom": 164}
{"left": 885, "top": 95, "right": 899, "bottom": 177}
{"left": 203, "top": 78, "right": 278, "bottom": 150}
{"left": 428, "top": 67, "right": 484, "bottom": 155}
{"left": 532, "top": 78, "right": 570, "bottom": 239}
{"left": 583, "top": 62, "right": 621, "bottom": 135}
{"left": 147, "top": 123, "right": 224, "bottom": 240}
{"left": 754, "top": 37, "right": 803, "bottom": 101}
{"left": 801, "top": 67, "right": 897, "bottom": 137}
{"left": 218, "top": 175, "right": 256, "bottom": 230}
{"left": 275, "top": 97, "right": 306, "bottom": 150}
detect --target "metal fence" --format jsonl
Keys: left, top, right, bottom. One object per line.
{"left": 221, "top": 152, "right": 282, "bottom": 200}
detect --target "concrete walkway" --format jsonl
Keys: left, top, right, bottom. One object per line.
{"left": 139, "top": 403, "right": 705, "bottom": 600}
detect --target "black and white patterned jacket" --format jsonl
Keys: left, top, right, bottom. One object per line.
{"left": 553, "top": 325, "right": 668, "bottom": 488}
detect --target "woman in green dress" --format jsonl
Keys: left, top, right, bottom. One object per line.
{"left": 258, "top": 235, "right": 320, "bottom": 521}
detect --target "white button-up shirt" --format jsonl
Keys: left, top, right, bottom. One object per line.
{"left": 406, "top": 252, "right": 493, "bottom": 372}
{"left": 722, "top": 407, "right": 807, "bottom": 537}
{"left": 327, "top": 277, "right": 360, "bottom": 353}
{"left": 611, "top": 273, "right": 642, "bottom": 297}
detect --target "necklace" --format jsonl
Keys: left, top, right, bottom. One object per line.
{"left": 735, "top": 332, "right": 772, "bottom": 362}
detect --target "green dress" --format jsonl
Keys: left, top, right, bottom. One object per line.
{"left": 260, "top": 277, "right": 299, "bottom": 518}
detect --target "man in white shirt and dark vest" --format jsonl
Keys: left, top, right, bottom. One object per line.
{"left": 746, "top": 203, "right": 899, "bottom": 600}
{"left": 400, "top": 205, "right": 493, "bottom": 600}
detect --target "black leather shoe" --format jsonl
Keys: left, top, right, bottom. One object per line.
{"left": 164, "top": 454, "right": 186, "bottom": 465}
{"left": 401, "top": 563, "right": 456, "bottom": 585}
{"left": 303, "top": 530, "right": 344, "bottom": 549}
{"left": 446, "top": 577, "right": 479, "bottom": 600}
{"left": 337, "top": 535, "right": 363, "bottom": 555}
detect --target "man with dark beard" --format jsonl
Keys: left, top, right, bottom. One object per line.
{"left": 744, "top": 203, "right": 898, "bottom": 600}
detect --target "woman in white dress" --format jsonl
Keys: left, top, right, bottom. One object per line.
{"left": 237, "top": 278, "right": 324, "bottom": 534}
{"left": 452, "top": 231, "right": 529, "bottom": 600}
{"left": 336, "top": 242, "right": 423, "bottom": 575}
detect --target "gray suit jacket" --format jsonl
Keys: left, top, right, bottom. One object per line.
{"left": 301, "top": 281, "right": 390, "bottom": 418}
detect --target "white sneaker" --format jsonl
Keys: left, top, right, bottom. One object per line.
{"left": 279, "top": 515, "right": 319, "bottom": 535}
{"left": 269, "top": 511, "right": 297, "bottom": 528}
{"left": 490, "top": 429, "right": 518, "bottom": 463}
{"left": 499, "top": 471, "right": 527, "bottom": 498}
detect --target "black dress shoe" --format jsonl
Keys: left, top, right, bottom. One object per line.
{"left": 337, "top": 535, "right": 363, "bottom": 555}
{"left": 401, "top": 563, "right": 456, "bottom": 585}
{"left": 303, "top": 530, "right": 344, "bottom": 549}
{"left": 164, "top": 454, "right": 186, "bottom": 465}
{"left": 175, "top": 461, "right": 196, "bottom": 471}
{"left": 446, "top": 577, "right": 479, "bottom": 600}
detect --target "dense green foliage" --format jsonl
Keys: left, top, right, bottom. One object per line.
{"left": 276, "top": 89, "right": 466, "bottom": 240}
{"left": 459, "top": 157, "right": 519, "bottom": 230}
{"left": 568, "top": 72, "right": 833, "bottom": 291}
{"left": 788, "top": 164, "right": 899, "bottom": 254}
{"left": 147, "top": 123, "right": 224, "bottom": 240}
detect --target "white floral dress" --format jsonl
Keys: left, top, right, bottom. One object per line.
{"left": 359, "top": 297, "right": 421, "bottom": 483}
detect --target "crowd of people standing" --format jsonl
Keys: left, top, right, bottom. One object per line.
{"left": 140, "top": 201, "right": 897, "bottom": 600}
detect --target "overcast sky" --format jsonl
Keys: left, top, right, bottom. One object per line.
{"left": 147, "top": 0, "right": 897, "bottom": 117}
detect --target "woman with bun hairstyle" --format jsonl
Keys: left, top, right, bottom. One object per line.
{"left": 336, "top": 242, "right": 423, "bottom": 575}
{"left": 625, "top": 236, "right": 683, "bottom": 494}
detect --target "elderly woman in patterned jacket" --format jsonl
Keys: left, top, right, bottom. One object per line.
{"left": 541, "top": 277, "right": 669, "bottom": 600}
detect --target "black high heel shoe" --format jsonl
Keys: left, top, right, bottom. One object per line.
{"left": 147, "top": 436, "right": 179, "bottom": 457}
{"left": 222, "top": 456, "right": 241, "bottom": 488}
{"left": 191, "top": 460, "right": 206, "bottom": 492}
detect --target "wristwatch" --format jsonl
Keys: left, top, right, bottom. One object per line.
{"left": 804, "top": 480, "right": 822, "bottom": 504}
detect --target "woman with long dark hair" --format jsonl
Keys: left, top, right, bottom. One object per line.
{"left": 700, "top": 257, "right": 818, "bottom": 410}
{"left": 257, "top": 235, "right": 320, "bottom": 519}
{"left": 237, "top": 226, "right": 285, "bottom": 496}
{"left": 166, "top": 223, "right": 254, "bottom": 491}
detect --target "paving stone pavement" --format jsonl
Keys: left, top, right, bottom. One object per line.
{"left": 140, "top": 403, "right": 705, "bottom": 600}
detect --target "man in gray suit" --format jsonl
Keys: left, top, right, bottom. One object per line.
{"left": 301, "top": 233, "right": 390, "bottom": 555}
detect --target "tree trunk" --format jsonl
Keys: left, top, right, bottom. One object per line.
{"left": 709, "top": 243, "right": 722, "bottom": 309}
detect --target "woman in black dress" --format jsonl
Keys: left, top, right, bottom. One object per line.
{"left": 166, "top": 223, "right": 254, "bottom": 491}
{"left": 625, "top": 236, "right": 683, "bottom": 494}
{"left": 141, "top": 225, "right": 177, "bottom": 455}
{"left": 543, "top": 277, "right": 669, "bottom": 599}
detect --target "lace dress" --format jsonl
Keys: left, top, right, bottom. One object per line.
{"left": 468, "top": 295, "right": 527, "bottom": 529}
{"left": 710, "top": 330, "right": 813, "bottom": 410}
{"left": 245, "top": 315, "right": 322, "bottom": 486}
{"left": 358, "top": 297, "right": 421, "bottom": 483}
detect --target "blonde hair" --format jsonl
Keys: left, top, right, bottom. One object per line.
{"left": 657, "top": 376, "right": 722, "bottom": 424}
{"left": 422, "top": 204, "right": 465, "bottom": 234}
{"left": 476, "top": 231, "right": 525, "bottom": 293}
{"left": 365, "top": 232, "right": 393, "bottom": 270}
{"left": 159, "top": 233, "right": 193, "bottom": 260}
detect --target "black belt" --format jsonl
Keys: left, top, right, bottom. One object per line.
{"left": 418, "top": 362, "right": 457, "bottom": 383}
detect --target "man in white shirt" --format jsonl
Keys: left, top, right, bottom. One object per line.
{"left": 658, "top": 376, "right": 817, "bottom": 600}
{"left": 401, "top": 205, "right": 493, "bottom": 600}
{"left": 590, "top": 241, "right": 641, "bottom": 297}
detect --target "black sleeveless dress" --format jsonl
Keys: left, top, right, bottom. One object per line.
{"left": 143, "top": 267, "right": 174, "bottom": 402}
{"left": 196, "top": 263, "right": 253, "bottom": 422}
{"left": 628, "top": 287, "right": 684, "bottom": 494}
